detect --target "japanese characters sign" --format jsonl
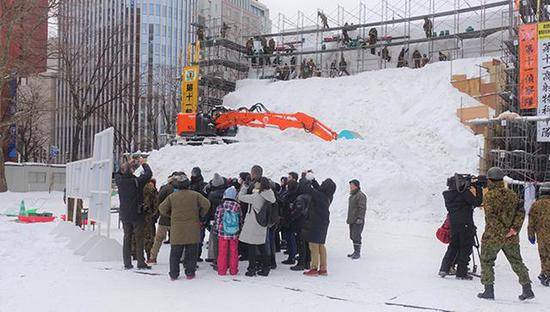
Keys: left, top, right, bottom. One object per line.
{"left": 181, "top": 65, "right": 199, "bottom": 114}
{"left": 520, "top": 24, "right": 538, "bottom": 110}
{"left": 538, "top": 22, "right": 550, "bottom": 141}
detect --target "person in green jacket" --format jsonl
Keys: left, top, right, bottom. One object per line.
{"left": 477, "top": 167, "right": 534, "bottom": 301}
{"left": 347, "top": 179, "right": 367, "bottom": 260}
{"left": 528, "top": 186, "right": 550, "bottom": 286}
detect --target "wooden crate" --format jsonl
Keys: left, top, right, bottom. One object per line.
{"left": 452, "top": 74, "right": 467, "bottom": 82}
{"left": 457, "top": 105, "right": 489, "bottom": 122}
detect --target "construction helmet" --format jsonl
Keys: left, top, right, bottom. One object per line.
{"left": 487, "top": 167, "right": 505, "bottom": 181}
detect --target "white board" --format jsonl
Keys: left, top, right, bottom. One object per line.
{"left": 88, "top": 128, "right": 114, "bottom": 225}
{"left": 65, "top": 158, "right": 92, "bottom": 199}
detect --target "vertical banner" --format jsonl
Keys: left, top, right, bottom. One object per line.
{"left": 538, "top": 22, "right": 550, "bottom": 142}
{"left": 181, "top": 65, "right": 199, "bottom": 114}
{"left": 520, "top": 24, "right": 538, "bottom": 110}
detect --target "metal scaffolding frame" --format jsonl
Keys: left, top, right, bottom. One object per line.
{"left": 244, "top": 0, "right": 514, "bottom": 79}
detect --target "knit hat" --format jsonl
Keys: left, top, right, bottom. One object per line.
{"left": 212, "top": 173, "right": 225, "bottom": 187}
{"left": 349, "top": 179, "right": 360, "bottom": 188}
{"left": 191, "top": 167, "right": 202, "bottom": 177}
{"left": 223, "top": 186, "right": 238, "bottom": 200}
{"left": 173, "top": 173, "right": 190, "bottom": 190}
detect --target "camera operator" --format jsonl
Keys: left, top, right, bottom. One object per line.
{"left": 439, "top": 174, "right": 484, "bottom": 280}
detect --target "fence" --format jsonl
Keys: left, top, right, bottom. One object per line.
{"left": 5, "top": 162, "right": 65, "bottom": 192}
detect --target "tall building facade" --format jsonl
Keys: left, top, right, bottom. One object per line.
{"left": 55, "top": 0, "right": 196, "bottom": 163}
{"left": 197, "top": 0, "right": 271, "bottom": 44}
{"left": 1, "top": 0, "right": 48, "bottom": 162}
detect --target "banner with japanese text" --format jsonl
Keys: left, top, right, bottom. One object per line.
{"left": 538, "top": 22, "right": 550, "bottom": 141}
{"left": 520, "top": 24, "right": 538, "bottom": 110}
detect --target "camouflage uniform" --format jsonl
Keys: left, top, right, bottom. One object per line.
{"left": 528, "top": 196, "right": 550, "bottom": 275}
{"left": 143, "top": 183, "right": 159, "bottom": 260}
{"left": 480, "top": 181, "right": 531, "bottom": 286}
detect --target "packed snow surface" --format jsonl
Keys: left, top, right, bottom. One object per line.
{"left": 3, "top": 59, "right": 548, "bottom": 312}
{"left": 150, "top": 58, "right": 486, "bottom": 221}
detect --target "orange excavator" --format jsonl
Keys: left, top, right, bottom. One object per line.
{"left": 176, "top": 103, "right": 345, "bottom": 144}
{"left": 174, "top": 42, "right": 359, "bottom": 145}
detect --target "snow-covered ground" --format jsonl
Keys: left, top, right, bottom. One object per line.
{"left": 1, "top": 58, "right": 549, "bottom": 311}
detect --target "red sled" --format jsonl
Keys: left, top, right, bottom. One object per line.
{"left": 436, "top": 215, "right": 451, "bottom": 244}
{"left": 18, "top": 215, "right": 56, "bottom": 223}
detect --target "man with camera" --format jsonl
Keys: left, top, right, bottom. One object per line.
{"left": 439, "top": 173, "right": 484, "bottom": 280}
{"left": 477, "top": 167, "right": 534, "bottom": 301}
{"left": 115, "top": 156, "right": 153, "bottom": 270}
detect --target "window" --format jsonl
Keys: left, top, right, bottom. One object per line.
{"left": 156, "top": 4, "right": 161, "bottom": 16}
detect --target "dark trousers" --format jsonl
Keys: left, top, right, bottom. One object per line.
{"left": 439, "top": 228, "right": 474, "bottom": 277}
{"left": 284, "top": 230, "right": 297, "bottom": 260}
{"left": 248, "top": 244, "right": 269, "bottom": 273}
{"left": 123, "top": 220, "right": 146, "bottom": 267}
{"left": 349, "top": 224, "right": 365, "bottom": 246}
{"left": 296, "top": 232, "right": 311, "bottom": 267}
{"left": 265, "top": 228, "right": 276, "bottom": 266}
{"left": 170, "top": 244, "right": 198, "bottom": 279}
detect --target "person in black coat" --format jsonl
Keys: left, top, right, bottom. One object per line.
{"left": 204, "top": 173, "right": 227, "bottom": 265}
{"left": 300, "top": 174, "right": 336, "bottom": 276}
{"left": 115, "top": 157, "right": 153, "bottom": 270}
{"left": 281, "top": 173, "right": 300, "bottom": 265}
{"left": 190, "top": 167, "right": 208, "bottom": 261}
{"left": 439, "top": 174, "right": 483, "bottom": 279}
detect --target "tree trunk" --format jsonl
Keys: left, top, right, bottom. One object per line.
{"left": 0, "top": 145, "right": 8, "bottom": 193}
{"left": 70, "top": 122, "right": 83, "bottom": 162}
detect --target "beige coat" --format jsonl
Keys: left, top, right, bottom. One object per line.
{"left": 238, "top": 187, "right": 276, "bottom": 245}
{"left": 159, "top": 189, "right": 210, "bottom": 245}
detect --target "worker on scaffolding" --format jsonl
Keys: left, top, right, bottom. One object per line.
{"left": 342, "top": 23, "right": 352, "bottom": 45}
{"left": 329, "top": 59, "right": 338, "bottom": 78}
{"left": 220, "top": 22, "right": 230, "bottom": 39}
{"left": 260, "top": 37, "right": 268, "bottom": 66}
{"left": 439, "top": 51, "right": 448, "bottom": 62}
{"left": 197, "top": 25, "right": 205, "bottom": 41}
{"left": 267, "top": 38, "right": 276, "bottom": 66}
{"left": 397, "top": 48, "right": 409, "bottom": 68}
{"left": 423, "top": 17, "right": 433, "bottom": 38}
{"left": 339, "top": 55, "right": 350, "bottom": 76}
{"left": 381, "top": 46, "right": 391, "bottom": 63}
{"left": 368, "top": 28, "right": 378, "bottom": 55}
{"left": 318, "top": 11, "right": 329, "bottom": 29}
{"left": 412, "top": 49, "right": 422, "bottom": 69}
{"left": 246, "top": 37, "right": 255, "bottom": 65}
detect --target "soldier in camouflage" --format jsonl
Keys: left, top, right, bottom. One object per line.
{"left": 143, "top": 179, "right": 159, "bottom": 261}
{"left": 477, "top": 167, "right": 534, "bottom": 301}
{"left": 528, "top": 185, "right": 550, "bottom": 286}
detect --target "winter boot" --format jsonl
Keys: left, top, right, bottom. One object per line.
{"left": 303, "top": 269, "right": 319, "bottom": 276}
{"left": 438, "top": 271, "right": 448, "bottom": 278}
{"left": 477, "top": 284, "right": 495, "bottom": 300}
{"left": 351, "top": 245, "right": 361, "bottom": 260}
{"left": 258, "top": 268, "right": 270, "bottom": 277}
{"left": 245, "top": 269, "right": 256, "bottom": 277}
{"left": 518, "top": 283, "right": 535, "bottom": 301}
{"left": 291, "top": 264, "right": 306, "bottom": 271}
{"left": 538, "top": 274, "right": 550, "bottom": 287}
{"left": 282, "top": 258, "right": 296, "bottom": 265}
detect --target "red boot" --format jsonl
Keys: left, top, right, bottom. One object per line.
{"left": 303, "top": 269, "right": 319, "bottom": 276}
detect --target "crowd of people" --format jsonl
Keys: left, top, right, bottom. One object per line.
{"left": 115, "top": 157, "right": 367, "bottom": 280}
{"left": 439, "top": 166, "right": 550, "bottom": 301}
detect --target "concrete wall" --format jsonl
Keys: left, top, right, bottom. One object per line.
{"left": 5, "top": 163, "right": 65, "bottom": 192}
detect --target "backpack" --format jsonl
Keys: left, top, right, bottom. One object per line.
{"left": 267, "top": 200, "right": 280, "bottom": 228}
{"left": 254, "top": 201, "right": 269, "bottom": 227}
{"left": 222, "top": 210, "right": 240, "bottom": 235}
{"left": 436, "top": 214, "right": 451, "bottom": 244}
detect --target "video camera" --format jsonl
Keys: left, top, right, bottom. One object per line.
{"left": 447, "top": 173, "right": 488, "bottom": 193}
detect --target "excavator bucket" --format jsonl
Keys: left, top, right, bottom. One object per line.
{"left": 337, "top": 130, "right": 363, "bottom": 140}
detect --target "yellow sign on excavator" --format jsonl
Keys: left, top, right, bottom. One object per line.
{"left": 181, "top": 41, "right": 201, "bottom": 114}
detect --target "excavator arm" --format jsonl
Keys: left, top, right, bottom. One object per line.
{"left": 214, "top": 110, "right": 338, "bottom": 141}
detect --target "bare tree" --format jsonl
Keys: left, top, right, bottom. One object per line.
{"left": 0, "top": 0, "right": 59, "bottom": 192}
{"left": 15, "top": 79, "right": 51, "bottom": 162}
{"left": 55, "top": 3, "right": 138, "bottom": 162}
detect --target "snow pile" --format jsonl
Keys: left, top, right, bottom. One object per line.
{"left": 149, "top": 58, "right": 487, "bottom": 221}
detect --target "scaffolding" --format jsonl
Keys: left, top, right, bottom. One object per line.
{"left": 243, "top": 0, "right": 513, "bottom": 79}
{"left": 479, "top": 1, "right": 550, "bottom": 195}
